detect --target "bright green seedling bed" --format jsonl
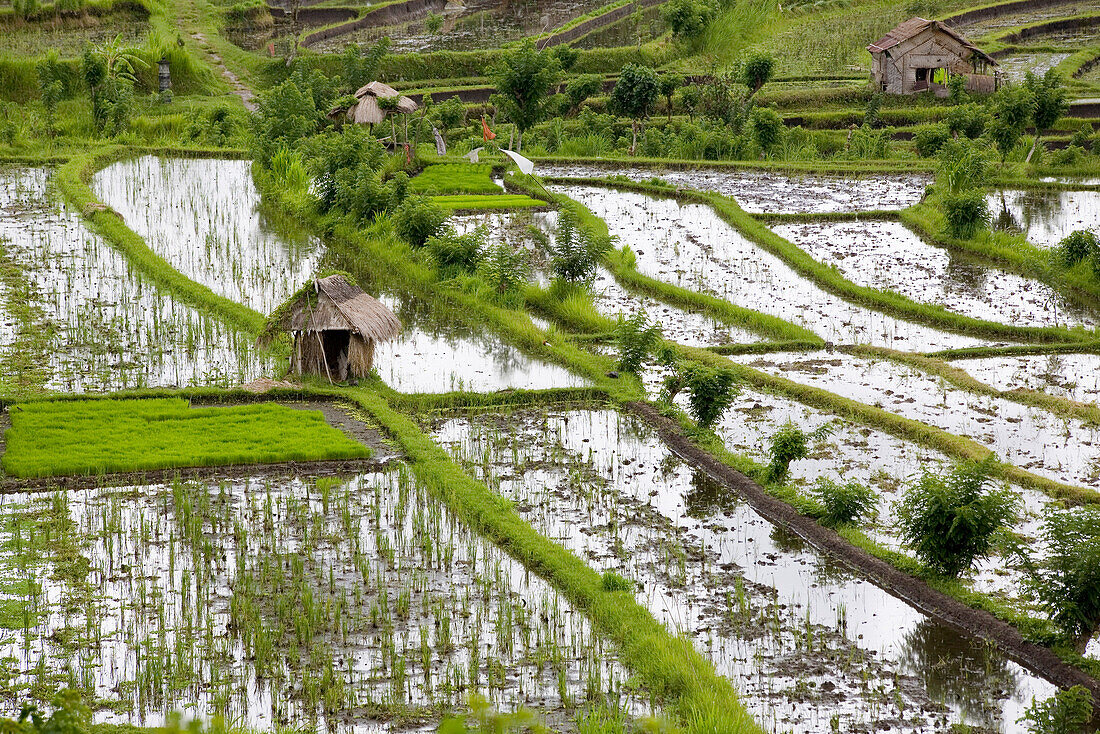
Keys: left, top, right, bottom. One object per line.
{"left": 431, "top": 194, "right": 546, "bottom": 210}
{"left": 2, "top": 398, "right": 371, "bottom": 478}
{"left": 408, "top": 163, "right": 501, "bottom": 195}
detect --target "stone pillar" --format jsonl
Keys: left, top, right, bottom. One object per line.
{"left": 158, "top": 57, "right": 172, "bottom": 93}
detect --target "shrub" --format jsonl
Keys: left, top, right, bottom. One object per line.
{"left": 748, "top": 106, "right": 784, "bottom": 156}
{"left": 942, "top": 190, "right": 990, "bottom": 239}
{"left": 896, "top": 457, "right": 1017, "bottom": 577}
{"left": 426, "top": 226, "right": 486, "bottom": 273}
{"left": 1022, "top": 507, "right": 1100, "bottom": 642}
{"left": 393, "top": 195, "right": 448, "bottom": 247}
{"left": 661, "top": 0, "right": 717, "bottom": 41}
{"left": 1056, "top": 230, "right": 1099, "bottom": 268}
{"left": 566, "top": 74, "right": 603, "bottom": 115}
{"left": 946, "top": 103, "right": 989, "bottom": 139}
{"left": 549, "top": 209, "right": 614, "bottom": 283}
{"left": 4, "top": 689, "right": 89, "bottom": 734}
{"left": 740, "top": 53, "right": 775, "bottom": 98}
{"left": 812, "top": 478, "right": 877, "bottom": 528}
{"left": 614, "top": 311, "right": 661, "bottom": 373}
{"left": 1018, "top": 685, "right": 1093, "bottom": 734}
{"left": 765, "top": 421, "right": 835, "bottom": 483}
{"left": 913, "top": 123, "right": 950, "bottom": 158}
{"left": 681, "top": 364, "right": 738, "bottom": 430}
{"left": 478, "top": 242, "right": 529, "bottom": 302}
{"left": 847, "top": 124, "right": 890, "bottom": 159}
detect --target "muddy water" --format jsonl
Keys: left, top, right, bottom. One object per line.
{"left": 952, "top": 352, "right": 1100, "bottom": 404}
{"left": 0, "top": 470, "right": 644, "bottom": 729}
{"left": 996, "top": 52, "right": 1073, "bottom": 83}
{"left": 376, "top": 293, "right": 587, "bottom": 392}
{"left": 988, "top": 188, "right": 1100, "bottom": 248}
{"left": 432, "top": 408, "right": 1056, "bottom": 733}
{"left": 541, "top": 165, "right": 931, "bottom": 213}
{"left": 0, "top": 167, "right": 270, "bottom": 392}
{"left": 92, "top": 156, "right": 325, "bottom": 316}
{"left": 729, "top": 350, "right": 1100, "bottom": 491}
{"left": 772, "top": 220, "right": 1097, "bottom": 329}
{"left": 554, "top": 185, "right": 1001, "bottom": 351}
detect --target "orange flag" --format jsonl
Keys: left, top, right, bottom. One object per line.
{"left": 481, "top": 117, "right": 496, "bottom": 141}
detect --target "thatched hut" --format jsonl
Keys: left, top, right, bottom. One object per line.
{"left": 263, "top": 275, "right": 402, "bottom": 382}
{"left": 346, "top": 81, "right": 419, "bottom": 125}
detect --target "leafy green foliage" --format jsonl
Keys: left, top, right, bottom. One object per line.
{"left": 614, "top": 310, "right": 661, "bottom": 373}
{"left": 2, "top": 399, "right": 371, "bottom": 478}
{"left": 611, "top": 63, "right": 660, "bottom": 122}
{"left": 426, "top": 226, "right": 486, "bottom": 273}
{"left": 942, "top": 190, "right": 990, "bottom": 239}
{"left": 307, "top": 126, "right": 401, "bottom": 223}
{"left": 549, "top": 209, "right": 614, "bottom": 283}
{"left": 566, "top": 74, "right": 603, "bottom": 114}
{"left": 394, "top": 194, "right": 448, "bottom": 247}
{"left": 343, "top": 39, "right": 390, "bottom": 88}
{"left": 896, "top": 458, "right": 1017, "bottom": 577}
{"left": 251, "top": 77, "right": 326, "bottom": 164}
{"left": 431, "top": 97, "right": 466, "bottom": 142}
{"left": 1056, "top": 230, "right": 1100, "bottom": 268}
{"left": 478, "top": 241, "right": 529, "bottom": 303}
{"left": 661, "top": 0, "right": 718, "bottom": 41}
{"left": 913, "top": 123, "right": 950, "bottom": 158}
{"left": 431, "top": 194, "right": 545, "bottom": 210}
{"left": 740, "top": 52, "right": 775, "bottom": 97}
{"left": 748, "top": 106, "right": 784, "bottom": 155}
{"left": 490, "top": 40, "right": 562, "bottom": 150}
{"left": 1018, "top": 685, "right": 1093, "bottom": 734}
{"left": 936, "top": 137, "right": 990, "bottom": 238}
{"left": 1024, "top": 69, "right": 1069, "bottom": 135}
{"left": 812, "top": 478, "right": 877, "bottom": 528}
{"left": 681, "top": 363, "right": 738, "bottom": 430}
{"left": 946, "top": 103, "right": 989, "bottom": 139}
{"left": 1023, "top": 507, "right": 1100, "bottom": 641}
{"left": 4, "top": 690, "right": 89, "bottom": 734}
{"left": 765, "top": 420, "right": 834, "bottom": 483}
{"left": 988, "top": 84, "right": 1035, "bottom": 162}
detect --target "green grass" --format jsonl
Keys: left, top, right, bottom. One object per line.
{"left": 431, "top": 193, "right": 547, "bottom": 210}
{"left": 408, "top": 163, "right": 502, "bottom": 195}
{"left": 2, "top": 398, "right": 370, "bottom": 477}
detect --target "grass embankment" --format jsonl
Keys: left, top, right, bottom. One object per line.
{"left": 2, "top": 398, "right": 370, "bottom": 477}
{"left": 432, "top": 194, "right": 547, "bottom": 210}
{"left": 343, "top": 387, "right": 765, "bottom": 734}
{"left": 55, "top": 149, "right": 267, "bottom": 335}
{"left": 556, "top": 175, "right": 1095, "bottom": 344}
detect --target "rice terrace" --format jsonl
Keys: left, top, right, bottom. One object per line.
{"left": 3, "top": 0, "right": 1100, "bottom": 729}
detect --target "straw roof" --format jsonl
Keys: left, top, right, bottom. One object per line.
{"left": 273, "top": 275, "right": 402, "bottom": 342}
{"left": 346, "top": 81, "right": 418, "bottom": 124}
{"left": 868, "top": 17, "right": 997, "bottom": 64}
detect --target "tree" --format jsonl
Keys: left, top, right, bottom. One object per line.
{"left": 565, "top": 74, "right": 603, "bottom": 115}
{"left": 896, "top": 457, "right": 1018, "bottom": 577}
{"left": 748, "top": 106, "right": 784, "bottom": 157}
{"left": 988, "top": 84, "right": 1035, "bottom": 162}
{"left": 431, "top": 97, "right": 465, "bottom": 144}
{"left": 36, "top": 51, "right": 65, "bottom": 136}
{"left": 610, "top": 63, "right": 660, "bottom": 155}
{"left": 614, "top": 311, "right": 661, "bottom": 373}
{"left": 250, "top": 78, "right": 324, "bottom": 163}
{"left": 1024, "top": 69, "right": 1069, "bottom": 163}
{"left": 490, "top": 39, "right": 561, "bottom": 152}
{"left": 660, "top": 0, "right": 716, "bottom": 43}
{"left": 681, "top": 363, "right": 738, "bottom": 429}
{"left": 739, "top": 52, "right": 775, "bottom": 99}
{"left": 659, "top": 73, "right": 684, "bottom": 122}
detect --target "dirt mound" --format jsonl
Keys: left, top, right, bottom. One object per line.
{"left": 239, "top": 377, "right": 298, "bottom": 393}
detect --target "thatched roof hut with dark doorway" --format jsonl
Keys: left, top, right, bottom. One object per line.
{"left": 261, "top": 274, "right": 402, "bottom": 382}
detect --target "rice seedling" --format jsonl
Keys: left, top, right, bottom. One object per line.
{"left": 432, "top": 194, "right": 547, "bottom": 211}
{"left": 408, "top": 163, "right": 503, "bottom": 196}
{"left": 2, "top": 398, "right": 371, "bottom": 477}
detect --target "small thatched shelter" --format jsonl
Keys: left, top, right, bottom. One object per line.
{"left": 346, "top": 81, "right": 419, "bottom": 125}
{"left": 262, "top": 274, "right": 402, "bottom": 382}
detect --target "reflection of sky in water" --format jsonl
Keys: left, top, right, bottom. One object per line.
{"left": 773, "top": 219, "right": 1097, "bottom": 328}
{"left": 541, "top": 164, "right": 931, "bottom": 213}
{"left": 93, "top": 156, "right": 324, "bottom": 315}
{"left": 433, "top": 408, "right": 1054, "bottom": 733}
{"left": 555, "top": 185, "right": 1000, "bottom": 351}
{"left": 375, "top": 294, "right": 586, "bottom": 392}
{"left": 988, "top": 189, "right": 1100, "bottom": 248}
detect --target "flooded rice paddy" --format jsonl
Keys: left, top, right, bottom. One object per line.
{"left": 0, "top": 167, "right": 269, "bottom": 393}
{"left": 772, "top": 220, "right": 1097, "bottom": 329}
{"left": 431, "top": 407, "right": 1056, "bottom": 733}
{"left": 554, "top": 184, "right": 1000, "bottom": 351}
{"left": 729, "top": 351, "right": 1100, "bottom": 491}
{"left": 988, "top": 188, "right": 1100, "bottom": 247}
{"left": 0, "top": 469, "right": 641, "bottom": 728}
{"left": 541, "top": 165, "right": 931, "bottom": 213}
{"left": 93, "top": 156, "right": 325, "bottom": 316}
{"left": 952, "top": 352, "right": 1100, "bottom": 403}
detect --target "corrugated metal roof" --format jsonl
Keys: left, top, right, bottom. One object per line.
{"left": 867, "top": 17, "right": 997, "bottom": 65}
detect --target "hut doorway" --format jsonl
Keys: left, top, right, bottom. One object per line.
{"left": 322, "top": 329, "right": 351, "bottom": 381}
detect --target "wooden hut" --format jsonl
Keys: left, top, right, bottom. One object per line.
{"left": 265, "top": 275, "right": 402, "bottom": 382}
{"left": 346, "top": 81, "right": 419, "bottom": 125}
{"left": 868, "top": 18, "right": 999, "bottom": 96}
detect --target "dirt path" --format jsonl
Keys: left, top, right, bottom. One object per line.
{"left": 624, "top": 399, "right": 1100, "bottom": 704}
{"left": 190, "top": 32, "right": 257, "bottom": 111}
